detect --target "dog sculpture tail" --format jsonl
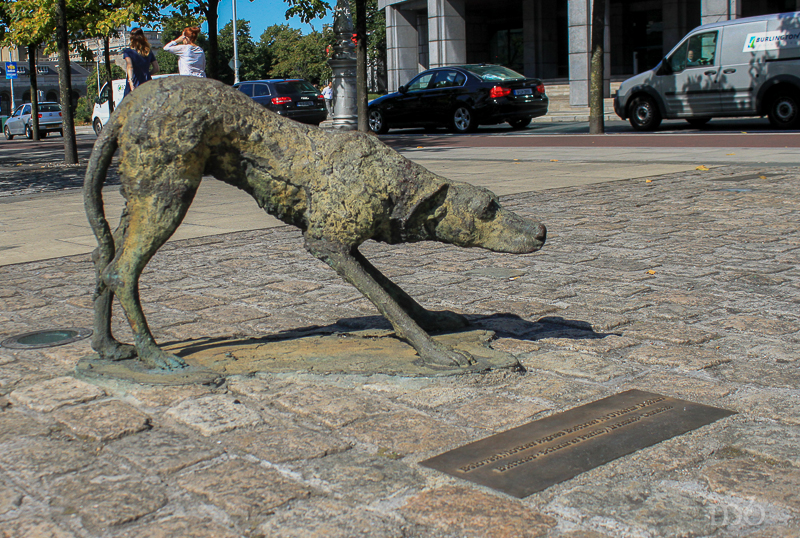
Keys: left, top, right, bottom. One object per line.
{"left": 83, "top": 120, "right": 119, "bottom": 269}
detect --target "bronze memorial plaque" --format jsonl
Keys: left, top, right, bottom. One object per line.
{"left": 420, "top": 389, "right": 735, "bottom": 498}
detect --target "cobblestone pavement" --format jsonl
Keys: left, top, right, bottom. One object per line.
{"left": 1, "top": 164, "right": 798, "bottom": 538}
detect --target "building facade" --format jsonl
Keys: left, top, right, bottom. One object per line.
{"left": 379, "top": 0, "right": 800, "bottom": 105}
{"left": 0, "top": 58, "right": 90, "bottom": 117}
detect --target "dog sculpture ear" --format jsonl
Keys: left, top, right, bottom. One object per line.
{"left": 390, "top": 184, "right": 450, "bottom": 242}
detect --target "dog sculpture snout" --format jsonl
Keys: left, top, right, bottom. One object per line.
{"left": 428, "top": 184, "right": 546, "bottom": 254}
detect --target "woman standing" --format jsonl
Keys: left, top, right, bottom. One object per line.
{"left": 163, "top": 27, "right": 206, "bottom": 78}
{"left": 123, "top": 28, "right": 159, "bottom": 97}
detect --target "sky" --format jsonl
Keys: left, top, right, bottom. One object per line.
{"left": 205, "top": 0, "right": 333, "bottom": 40}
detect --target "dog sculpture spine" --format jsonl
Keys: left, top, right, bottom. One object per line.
{"left": 85, "top": 77, "right": 545, "bottom": 371}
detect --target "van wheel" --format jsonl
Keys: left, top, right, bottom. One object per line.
{"left": 628, "top": 96, "right": 661, "bottom": 131}
{"left": 767, "top": 92, "right": 800, "bottom": 129}
{"left": 686, "top": 118, "right": 711, "bottom": 128}
{"left": 93, "top": 118, "right": 103, "bottom": 136}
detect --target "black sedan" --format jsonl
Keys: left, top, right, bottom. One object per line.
{"left": 368, "top": 64, "right": 548, "bottom": 134}
{"left": 234, "top": 79, "right": 327, "bottom": 126}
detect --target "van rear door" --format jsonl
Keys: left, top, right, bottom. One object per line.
{"left": 659, "top": 30, "right": 722, "bottom": 117}
{"left": 718, "top": 21, "right": 768, "bottom": 114}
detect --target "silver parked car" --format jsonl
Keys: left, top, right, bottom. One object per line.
{"left": 4, "top": 102, "right": 63, "bottom": 140}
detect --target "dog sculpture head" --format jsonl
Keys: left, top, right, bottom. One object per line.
{"left": 403, "top": 182, "right": 546, "bottom": 254}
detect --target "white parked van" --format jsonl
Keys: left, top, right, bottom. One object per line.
{"left": 92, "top": 79, "right": 126, "bottom": 135}
{"left": 615, "top": 11, "right": 800, "bottom": 131}
{"left": 92, "top": 75, "right": 174, "bottom": 135}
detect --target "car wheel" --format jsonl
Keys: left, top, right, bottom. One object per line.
{"left": 628, "top": 96, "right": 662, "bottom": 131}
{"left": 93, "top": 118, "right": 103, "bottom": 136}
{"left": 450, "top": 106, "right": 477, "bottom": 133}
{"left": 3, "top": 125, "right": 13, "bottom": 140}
{"left": 368, "top": 109, "right": 388, "bottom": 134}
{"left": 25, "top": 125, "right": 33, "bottom": 139}
{"left": 767, "top": 91, "right": 800, "bottom": 129}
{"left": 686, "top": 118, "right": 711, "bottom": 128}
{"left": 508, "top": 117, "right": 532, "bottom": 130}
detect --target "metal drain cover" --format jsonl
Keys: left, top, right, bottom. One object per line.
{"left": 1, "top": 328, "right": 92, "bottom": 349}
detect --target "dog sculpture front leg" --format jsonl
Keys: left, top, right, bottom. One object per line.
{"left": 305, "top": 237, "right": 476, "bottom": 368}
{"left": 349, "top": 249, "right": 468, "bottom": 332}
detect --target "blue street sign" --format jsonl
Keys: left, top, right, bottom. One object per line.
{"left": 5, "top": 62, "right": 17, "bottom": 79}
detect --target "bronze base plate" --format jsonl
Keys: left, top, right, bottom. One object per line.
{"left": 420, "top": 389, "right": 735, "bottom": 498}
{"left": 75, "top": 356, "right": 222, "bottom": 386}
{"left": 75, "top": 329, "right": 519, "bottom": 384}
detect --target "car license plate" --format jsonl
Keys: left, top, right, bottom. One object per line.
{"left": 514, "top": 88, "right": 532, "bottom": 96}
{"left": 297, "top": 101, "right": 315, "bottom": 107}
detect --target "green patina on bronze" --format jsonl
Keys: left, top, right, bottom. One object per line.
{"left": 84, "top": 76, "right": 546, "bottom": 372}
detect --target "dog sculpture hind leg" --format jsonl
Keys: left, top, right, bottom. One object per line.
{"left": 84, "top": 76, "right": 545, "bottom": 370}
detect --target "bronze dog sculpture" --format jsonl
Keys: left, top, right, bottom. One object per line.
{"left": 85, "top": 77, "right": 546, "bottom": 370}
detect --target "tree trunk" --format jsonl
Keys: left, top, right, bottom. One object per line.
{"left": 56, "top": 0, "right": 78, "bottom": 164}
{"left": 104, "top": 36, "right": 114, "bottom": 115}
{"left": 355, "top": 0, "right": 368, "bottom": 132}
{"left": 28, "top": 45, "right": 39, "bottom": 141}
{"left": 589, "top": 0, "right": 606, "bottom": 135}
{"left": 206, "top": 0, "right": 220, "bottom": 80}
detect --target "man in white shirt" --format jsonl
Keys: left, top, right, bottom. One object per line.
{"left": 322, "top": 81, "right": 334, "bottom": 118}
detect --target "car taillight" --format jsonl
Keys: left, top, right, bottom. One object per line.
{"left": 489, "top": 86, "right": 512, "bottom": 99}
{"left": 318, "top": 94, "right": 324, "bottom": 100}
{"left": 536, "top": 83, "right": 545, "bottom": 94}
{"left": 38, "top": 114, "right": 42, "bottom": 118}
{"left": 272, "top": 97, "right": 292, "bottom": 105}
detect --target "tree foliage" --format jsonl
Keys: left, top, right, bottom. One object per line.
{"left": 257, "top": 24, "right": 333, "bottom": 85}
{"left": 217, "top": 19, "right": 261, "bottom": 84}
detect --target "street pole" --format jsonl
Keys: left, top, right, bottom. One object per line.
{"left": 232, "top": 0, "right": 240, "bottom": 84}
{"left": 327, "top": 0, "right": 357, "bottom": 131}
{"left": 96, "top": 39, "right": 101, "bottom": 96}
{"left": 9, "top": 46, "right": 15, "bottom": 110}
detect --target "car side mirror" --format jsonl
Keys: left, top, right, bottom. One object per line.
{"left": 398, "top": 85, "right": 408, "bottom": 94}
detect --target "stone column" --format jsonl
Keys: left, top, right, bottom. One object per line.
{"left": 427, "top": 0, "right": 466, "bottom": 68}
{"left": 524, "top": 0, "right": 560, "bottom": 79}
{"left": 701, "top": 0, "right": 740, "bottom": 25}
{"left": 568, "top": 0, "right": 608, "bottom": 107}
{"left": 328, "top": 0, "right": 358, "bottom": 130}
{"left": 385, "top": 6, "right": 420, "bottom": 92}
{"left": 662, "top": 0, "right": 683, "bottom": 53}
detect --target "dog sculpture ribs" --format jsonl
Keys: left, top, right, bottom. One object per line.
{"left": 85, "top": 77, "right": 546, "bottom": 370}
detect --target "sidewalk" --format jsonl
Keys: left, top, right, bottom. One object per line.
{"left": 0, "top": 146, "right": 798, "bottom": 537}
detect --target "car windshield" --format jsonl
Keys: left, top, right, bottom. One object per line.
{"left": 40, "top": 104, "right": 60, "bottom": 112}
{"left": 463, "top": 65, "right": 525, "bottom": 82}
{"left": 274, "top": 81, "right": 319, "bottom": 95}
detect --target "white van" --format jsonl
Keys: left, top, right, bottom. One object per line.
{"left": 92, "top": 74, "right": 175, "bottom": 135}
{"left": 614, "top": 11, "right": 800, "bottom": 131}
